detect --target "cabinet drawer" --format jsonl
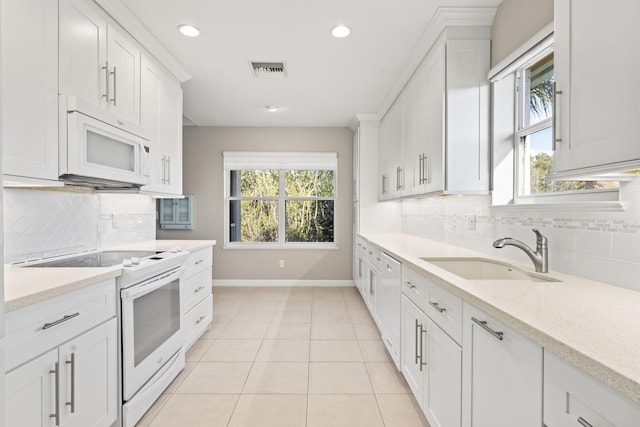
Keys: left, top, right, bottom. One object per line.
{"left": 184, "top": 294, "right": 213, "bottom": 351}
{"left": 183, "top": 247, "right": 213, "bottom": 279}
{"left": 424, "top": 277, "right": 462, "bottom": 344}
{"left": 356, "top": 237, "right": 368, "bottom": 255}
{"left": 366, "top": 245, "right": 381, "bottom": 266}
{"left": 183, "top": 268, "right": 212, "bottom": 312}
{"left": 5, "top": 279, "right": 117, "bottom": 372}
{"left": 401, "top": 266, "right": 427, "bottom": 312}
{"left": 544, "top": 351, "right": 640, "bottom": 427}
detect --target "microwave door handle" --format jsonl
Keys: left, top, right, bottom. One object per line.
{"left": 121, "top": 267, "right": 183, "bottom": 299}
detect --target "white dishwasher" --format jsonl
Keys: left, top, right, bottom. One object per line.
{"left": 376, "top": 252, "right": 402, "bottom": 370}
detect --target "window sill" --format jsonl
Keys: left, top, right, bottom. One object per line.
{"left": 222, "top": 244, "right": 340, "bottom": 251}
{"left": 490, "top": 201, "right": 626, "bottom": 212}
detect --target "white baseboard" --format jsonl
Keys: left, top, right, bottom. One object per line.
{"left": 212, "top": 279, "right": 356, "bottom": 287}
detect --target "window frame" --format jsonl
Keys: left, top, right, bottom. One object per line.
{"left": 489, "top": 28, "right": 620, "bottom": 207}
{"left": 223, "top": 152, "right": 338, "bottom": 249}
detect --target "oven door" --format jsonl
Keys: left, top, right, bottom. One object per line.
{"left": 121, "top": 267, "right": 184, "bottom": 400}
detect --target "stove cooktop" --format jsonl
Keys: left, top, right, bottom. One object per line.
{"left": 27, "top": 251, "right": 160, "bottom": 268}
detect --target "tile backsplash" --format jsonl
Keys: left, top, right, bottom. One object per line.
{"left": 400, "top": 178, "right": 640, "bottom": 292}
{"left": 3, "top": 189, "right": 156, "bottom": 263}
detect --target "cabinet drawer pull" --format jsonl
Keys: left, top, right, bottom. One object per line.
{"left": 577, "top": 417, "right": 594, "bottom": 427}
{"left": 50, "top": 362, "right": 60, "bottom": 426}
{"left": 429, "top": 301, "right": 446, "bottom": 313}
{"left": 194, "top": 259, "right": 206, "bottom": 265}
{"left": 42, "top": 312, "right": 80, "bottom": 330}
{"left": 405, "top": 281, "right": 416, "bottom": 290}
{"left": 194, "top": 285, "right": 205, "bottom": 293}
{"left": 65, "top": 353, "right": 76, "bottom": 413}
{"left": 471, "top": 317, "right": 504, "bottom": 341}
{"left": 195, "top": 315, "right": 207, "bottom": 324}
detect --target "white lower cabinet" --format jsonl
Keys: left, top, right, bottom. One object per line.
{"left": 462, "top": 302, "right": 543, "bottom": 427}
{"left": 401, "top": 294, "right": 462, "bottom": 427}
{"left": 425, "top": 316, "right": 461, "bottom": 427}
{"left": 544, "top": 351, "right": 640, "bottom": 427}
{"left": 182, "top": 246, "right": 214, "bottom": 351}
{"left": 5, "top": 318, "right": 117, "bottom": 427}
{"left": 401, "top": 295, "right": 427, "bottom": 402}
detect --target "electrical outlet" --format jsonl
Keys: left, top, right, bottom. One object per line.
{"left": 279, "top": 260, "right": 285, "bottom": 268}
{"left": 467, "top": 215, "right": 476, "bottom": 230}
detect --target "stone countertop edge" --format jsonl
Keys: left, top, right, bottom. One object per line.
{"left": 4, "top": 240, "right": 217, "bottom": 312}
{"left": 358, "top": 232, "right": 640, "bottom": 406}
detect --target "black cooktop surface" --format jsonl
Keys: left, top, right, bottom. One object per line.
{"left": 29, "top": 251, "right": 159, "bottom": 268}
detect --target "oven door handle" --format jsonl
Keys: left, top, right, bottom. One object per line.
{"left": 121, "top": 267, "right": 183, "bottom": 299}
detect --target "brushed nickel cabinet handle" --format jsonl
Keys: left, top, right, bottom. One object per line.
{"left": 110, "top": 66, "right": 117, "bottom": 106}
{"left": 429, "top": 301, "right": 446, "bottom": 313}
{"left": 471, "top": 317, "right": 504, "bottom": 341}
{"left": 42, "top": 312, "right": 80, "bottom": 330}
{"left": 65, "top": 353, "right": 76, "bottom": 413}
{"left": 50, "top": 362, "right": 60, "bottom": 425}
{"left": 102, "top": 62, "right": 109, "bottom": 101}
{"left": 577, "top": 417, "right": 594, "bottom": 427}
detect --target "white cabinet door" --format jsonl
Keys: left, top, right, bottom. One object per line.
{"left": 106, "top": 25, "right": 141, "bottom": 125}
{"left": 59, "top": 0, "right": 108, "bottom": 108}
{"left": 554, "top": 0, "right": 640, "bottom": 173}
{"left": 462, "top": 302, "right": 543, "bottom": 427}
{"left": 425, "top": 317, "right": 461, "bottom": 427}
{"left": 140, "top": 55, "right": 183, "bottom": 196}
{"left": 59, "top": 319, "right": 117, "bottom": 427}
{"left": 59, "top": 0, "right": 141, "bottom": 126}
{"left": 544, "top": 351, "right": 640, "bottom": 427}
{"left": 1, "top": 0, "right": 59, "bottom": 181}
{"left": 445, "top": 40, "right": 490, "bottom": 194}
{"left": 423, "top": 43, "right": 445, "bottom": 194}
{"left": 161, "top": 79, "right": 183, "bottom": 195}
{"left": 5, "top": 349, "right": 58, "bottom": 427}
{"left": 401, "top": 295, "right": 427, "bottom": 408}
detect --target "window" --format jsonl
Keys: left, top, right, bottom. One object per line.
{"left": 491, "top": 32, "right": 618, "bottom": 205}
{"left": 224, "top": 152, "right": 337, "bottom": 248}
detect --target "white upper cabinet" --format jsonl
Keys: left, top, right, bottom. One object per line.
{"left": 59, "top": 0, "right": 141, "bottom": 126}
{"left": 140, "top": 55, "right": 183, "bottom": 196}
{"left": 378, "top": 29, "right": 490, "bottom": 201}
{"left": 1, "top": 0, "right": 59, "bottom": 181}
{"left": 553, "top": 0, "right": 640, "bottom": 176}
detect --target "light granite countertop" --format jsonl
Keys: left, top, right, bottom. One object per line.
{"left": 360, "top": 232, "right": 640, "bottom": 406}
{"left": 4, "top": 240, "right": 216, "bottom": 312}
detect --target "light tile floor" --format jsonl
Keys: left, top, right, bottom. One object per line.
{"left": 136, "top": 286, "right": 430, "bottom": 427}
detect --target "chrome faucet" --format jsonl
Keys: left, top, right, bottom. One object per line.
{"left": 492, "top": 229, "right": 548, "bottom": 273}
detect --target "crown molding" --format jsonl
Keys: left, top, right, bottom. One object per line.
{"left": 377, "top": 6, "right": 497, "bottom": 120}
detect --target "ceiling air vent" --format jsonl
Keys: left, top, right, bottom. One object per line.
{"left": 250, "top": 61, "right": 288, "bottom": 78}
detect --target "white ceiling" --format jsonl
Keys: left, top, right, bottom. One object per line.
{"left": 123, "top": 0, "right": 501, "bottom": 127}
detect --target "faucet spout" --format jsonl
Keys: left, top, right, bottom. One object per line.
{"left": 492, "top": 229, "right": 548, "bottom": 273}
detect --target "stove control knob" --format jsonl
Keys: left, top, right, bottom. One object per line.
{"left": 131, "top": 257, "right": 140, "bottom": 265}
{"left": 122, "top": 259, "right": 133, "bottom": 267}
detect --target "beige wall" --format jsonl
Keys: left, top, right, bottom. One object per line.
{"left": 158, "top": 126, "right": 354, "bottom": 282}
{"left": 491, "top": 0, "right": 553, "bottom": 67}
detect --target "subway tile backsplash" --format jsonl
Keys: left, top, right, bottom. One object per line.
{"left": 401, "top": 178, "right": 640, "bottom": 292}
{"left": 3, "top": 189, "right": 156, "bottom": 264}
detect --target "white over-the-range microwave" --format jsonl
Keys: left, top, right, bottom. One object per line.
{"left": 59, "top": 96, "right": 151, "bottom": 189}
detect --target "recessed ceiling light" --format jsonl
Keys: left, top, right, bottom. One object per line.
{"left": 178, "top": 24, "right": 200, "bottom": 37}
{"left": 331, "top": 25, "right": 351, "bottom": 38}
{"left": 265, "top": 105, "right": 280, "bottom": 112}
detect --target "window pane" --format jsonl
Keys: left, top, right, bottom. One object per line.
{"left": 285, "top": 200, "right": 334, "bottom": 243}
{"left": 519, "top": 128, "right": 619, "bottom": 195}
{"left": 229, "top": 199, "right": 278, "bottom": 242}
{"left": 231, "top": 170, "right": 279, "bottom": 197}
{"left": 285, "top": 170, "right": 335, "bottom": 197}
{"left": 523, "top": 53, "right": 554, "bottom": 127}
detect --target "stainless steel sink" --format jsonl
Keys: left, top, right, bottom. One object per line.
{"left": 420, "top": 257, "right": 560, "bottom": 282}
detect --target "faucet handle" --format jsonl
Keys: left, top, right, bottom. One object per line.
{"left": 532, "top": 229, "right": 547, "bottom": 246}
